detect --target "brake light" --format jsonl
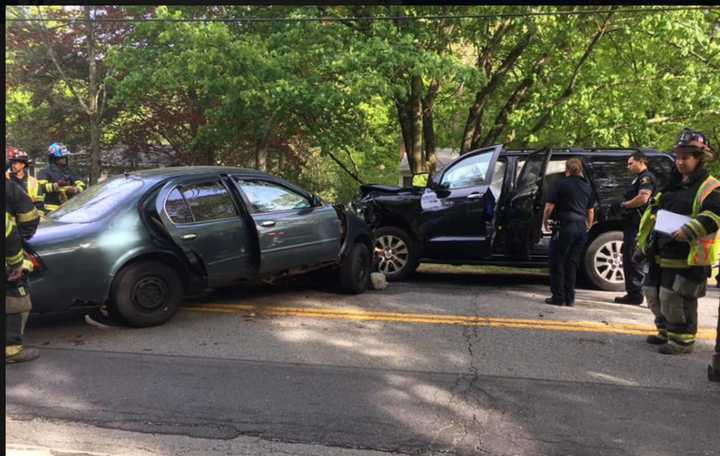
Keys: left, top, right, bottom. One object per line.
{"left": 24, "top": 250, "right": 44, "bottom": 272}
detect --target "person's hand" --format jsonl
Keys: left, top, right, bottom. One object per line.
{"left": 543, "top": 220, "right": 550, "bottom": 232}
{"left": 672, "top": 228, "right": 689, "bottom": 242}
{"left": 52, "top": 183, "right": 61, "bottom": 192}
{"left": 65, "top": 186, "right": 78, "bottom": 195}
{"left": 6, "top": 265, "right": 23, "bottom": 282}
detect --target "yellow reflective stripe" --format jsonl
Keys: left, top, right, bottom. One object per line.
{"left": 5, "top": 212, "right": 15, "bottom": 237}
{"left": 692, "top": 176, "right": 720, "bottom": 215}
{"left": 6, "top": 250, "right": 24, "bottom": 268}
{"left": 6, "top": 345, "right": 23, "bottom": 357}
{"left": 658, "top": 258, "right": 689, "bottom": 268}
{"left": 685, "top": 219, "right": 707, "bottom": 239}
{"left": 667, "top": 331, "right": 695, "bottom": 343}
{"left": 27, "top": 176, "right": 39, "bottom": 198}
{"left": 698, "top": 210, "right": 720, "bottom": 228}
{"left": 15, "top": 208, "right": 40, "bottom": 223}
{"left": 74, "top": 180, "right": 86, "bottom": 190}
{"left": 44, "top": 204, "right": 60, "bottom": 212}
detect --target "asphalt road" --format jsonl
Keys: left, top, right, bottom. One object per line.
{"left": 6, "top": 267, "right": 720, "bottom": 456}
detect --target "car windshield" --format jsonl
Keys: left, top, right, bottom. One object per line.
{"left": 48, "top": 175, "right": 145, "bottom": 223}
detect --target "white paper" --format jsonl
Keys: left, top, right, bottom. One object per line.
{"left": 654, "top": 209, "right": 692, "bottom": 235}
{"left": 420, "top": 189, "right": 443, "bottom": 211}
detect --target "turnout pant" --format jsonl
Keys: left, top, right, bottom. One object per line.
{"left": 622, "top": 223, "right": 645, "bottom": 299}
{"left": 642, "top": 264, "right": 702, "bottom": 347}
{"left": 549, "top": 221, "right": 588, "bottom": 304}
{"left": 6, "top": 281, "right": 32, "bottom": 354}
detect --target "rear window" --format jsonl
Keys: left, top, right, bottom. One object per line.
{"left": 47, "top": 175, "right": 145, "bottom": 223}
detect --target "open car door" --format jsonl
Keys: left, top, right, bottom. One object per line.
{"left": 501, "top": 149, "right": 550, "bottom": 260}
{"left": 418, "top": 144, "right": 504, "bottom": 260}
{"left": 155, "top": 175, "right": 255, "bottom": 287}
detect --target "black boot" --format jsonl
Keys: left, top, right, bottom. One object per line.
{"left": 545, "top": 297, "right": 565, "bottom": 306}
{"left": 614, "top": 294, "right": 644, "bottom": 305}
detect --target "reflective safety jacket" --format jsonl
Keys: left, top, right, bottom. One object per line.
{"left": 6, "top": 171, "right": 45, "bottom": 213}
{"left": 5, "top": 179, "right": 40, "bottom": 272}
{"left": 638, "top": 174, "right": 720, "bottom": 276}
{"left": 37, "top": 163, "right": 86, "bottom": 211}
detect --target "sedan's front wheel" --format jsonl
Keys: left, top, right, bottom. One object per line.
{"left": 111, "top": 261, "right": 183, "bottom": 327}
{"left": 338, "top": 242, "right": 372, "bottom": 294}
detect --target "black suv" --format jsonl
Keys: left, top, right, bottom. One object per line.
{"left": 354, "top": 145, "right": 675, "bottom": 291}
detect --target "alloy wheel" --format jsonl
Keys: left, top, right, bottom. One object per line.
{"left": 375, "top": 234, "right": 409, "bottom": 275}
{"left": 592, "top": 240, "right": 625, "bottom": 284}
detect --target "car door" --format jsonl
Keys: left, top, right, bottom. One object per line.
{"left": 155, "top": 176, "right": 255, "bottom": 287}
{"left": 232, "top": 177, "right": 342, "bottom": 275}
{"left": 419, "top": 144, "right": 504, "bottom": 260}
{"left": 499, "top": 149, "right": 550, "bottom": 260}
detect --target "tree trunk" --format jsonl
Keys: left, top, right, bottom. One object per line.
{"left": 408, "top": 75, "right": 424, "bottom": 175}
{"left": 86, "top": 6, "right": 101, "bottom": 184}
{"left": 422, "top": 80, "right": 440, "bottom": 174}
{"left": 255, "top": 143, "right": 267, "bottom": 171}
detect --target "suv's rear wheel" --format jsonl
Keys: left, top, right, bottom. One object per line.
{"left": 373, "top": 226, "right": 419, "bottom": 281}
{"left": 583, "top": 231, "right": 625, "bottom": 291}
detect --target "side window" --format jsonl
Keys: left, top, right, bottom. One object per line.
{"left": 237, "top": 180, "right": 311, "bottom": 212}
{"left": 164, "top": 188, "right": 193, "bottom": 224}
{"left": 515, "top": 152, "right": 546, "bottom": 196}
{"left": 180, "top": 181, "right": 238, "bottom": 222}
{"left": 587, "top": 158, "right": 633, "bottom": 202}
{"left": 441, "top": 151, "right": 494, "bottom": 189}
{"left": 489, "top": 159, "right": 506, "bottom": 199}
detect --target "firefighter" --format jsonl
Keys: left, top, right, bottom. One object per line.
{"left": 6, "top": 145, "right": 46, "bottom": 213}
{"left": 636, "top": 128, "right": 720, "bottom": 355}
{"left": 612, "top": 151, "right": 656, "bottom": 305}
{"left": 6, "top": 178, "right": 41, "bottom": 363}
{"left": 37, "top": 143, "right": 86, "bottom": 212}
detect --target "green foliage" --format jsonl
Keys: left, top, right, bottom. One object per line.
{"left": 6, "top": 6, "right": 720, "bottom": 198}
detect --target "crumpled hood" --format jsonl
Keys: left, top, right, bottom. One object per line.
{"left": 359, "top": 184, "right": 419, "bottom": 198}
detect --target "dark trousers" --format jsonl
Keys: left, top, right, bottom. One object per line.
{"left": 716, "top": 298, "right": 720, "bottom": 353}
{"left": 549, "top": 221, "right": 588, "bottom": 303}
{"left": 622, "top": 223, "right": 644, "bottom": 299}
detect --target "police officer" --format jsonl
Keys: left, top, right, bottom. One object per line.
{"left": 6, "top": 146, "right": 46, "bottom": 213}
{"left": 542, "top": 158, "right": 595, "bottom": 306}
{"left": 6, "top": 177, "right": 41, "bottom": 363}
{"left": 37, "top": 143, "right": 86, "bottom": 212}
{"left": 612, "top": 151, "right": 656, "bottom": 305}
{"left": 636, "top": 128, "right": 720, "bottom": 355}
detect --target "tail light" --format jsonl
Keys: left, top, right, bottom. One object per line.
{"left": 24, "top": 250, "right": 45, "bottom": 272}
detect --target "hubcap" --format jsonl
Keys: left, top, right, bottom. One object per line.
{"left": 375, "top": 234, "right": 409, "bottom": 275}
{"left": 132, "top": 276, "right": 169, "bottom": 311}
{"left": 593, "top": 240, "right": 625, "bottom": 284}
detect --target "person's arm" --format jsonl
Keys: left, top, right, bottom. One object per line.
{"left": 622, "top": 189, "right": 652, "bottom": 209}
{"left": 587, "top": 207, "right": 595, "bottom": 231}
{"left": 674, "top": 188, "right": 720, "bottom": 242}
{"left": 543, "top": 202, "right": 556, "bottom": 232}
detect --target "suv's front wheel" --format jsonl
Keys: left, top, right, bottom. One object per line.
{"left": 583, "top": 231, "right": 625, "bottom": 292}
{"left": 373, "top": 226, "right": 419, "bottom": 281}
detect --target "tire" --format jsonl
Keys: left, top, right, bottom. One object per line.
{"left": 110, "top": 261, "right": 183, "bottom": 327}
{"left": 583, "top": 231, "right": 626, "bottom": 292}
{"left": 373, "top": 226, "right": 419, "bottom": 281}
{"left": 338, "top": 242, "right": 372, "bottom": 294}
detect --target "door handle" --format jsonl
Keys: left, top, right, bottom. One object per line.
{"left": 181, "top": 233, "right": 197, "bottom": 240}
{"left": 467, "top": 192, "right": 484, "bottom": 200}
{"left": 260, "top": 220, "right": 276, "bottom": 227}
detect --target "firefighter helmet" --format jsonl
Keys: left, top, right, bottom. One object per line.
{"left": 6, "top": 145, "right": 30, "bottom": 164}
{"left": 48, "top": 143, "right": 71, "bottom": 159}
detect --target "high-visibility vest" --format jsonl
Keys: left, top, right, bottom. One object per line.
{"left": 637, "top": 175, "right": 720, "bottom": 276}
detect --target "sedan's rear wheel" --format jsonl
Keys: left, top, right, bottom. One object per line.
{"left": 111, "top": 261, "right": 183, "bottom": 327}
{"left": 583, "top": 231, "right": 625, "bottom": 292}
{"left": 373, "top": 227, "right": 418, "bottom": 281}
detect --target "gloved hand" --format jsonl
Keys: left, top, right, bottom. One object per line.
{"left": 6, "top": 265, "right": 23, "bottom": 282}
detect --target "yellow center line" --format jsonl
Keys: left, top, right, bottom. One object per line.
{"left": 183, "top": 304, "right": 717, "bottom": 340}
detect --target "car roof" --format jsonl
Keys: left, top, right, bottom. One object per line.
{"left": 128, "top": 166, "right": 272, "bottom": 179}
{"left": 500, "top": 148, "right": 668, "bottom": 157}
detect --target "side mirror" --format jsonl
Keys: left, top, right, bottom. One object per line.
{"left": 311, "top": 194, "right": 323, "bottom": 207}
